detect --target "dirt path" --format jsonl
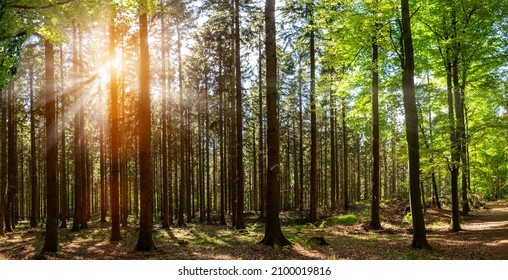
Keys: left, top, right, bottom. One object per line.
{"left": 463, "top": 202, "right": 508, "bottom": 259}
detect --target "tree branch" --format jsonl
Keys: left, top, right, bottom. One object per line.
{"left": 8, "top": 0, "right": 73, "bottom": 10}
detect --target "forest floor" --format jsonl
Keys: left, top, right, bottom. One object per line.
{"left": 1, "top": 200, "right": 507, "bottom": 260}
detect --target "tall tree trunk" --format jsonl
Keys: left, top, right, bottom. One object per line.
{"left": 6, "top": 79, "right": 16, "bottom": 232}
{"left": 447, "top": 61, "right": 461, "bottom": 231}
{"left": 29, "top": 63, "right": 38, "bottom": 228}
{"left": 370, "top": 34, "right": 381, "bottom": 229}
{"left": 309, "top": 15, "right": 318, "bottom": 223}
{"left": 59, "top": 45, "right": 67, "bottom": 229}
{"left": 78, "top": 28, "right": 88, "bottom": 230}
{"left": 160, "top": 7, "right": 170, "bottom": 229}
{"left": 261, "top": 0, "right": 290, "bottom": 247}
{"left": 109, "top": 8, "right": 122, "bottom": 241}
{"left": 218, "top": 43, "right": 226, "bottom": 225}
{"left": 258, "top": 29, "right": 265, "bottom": 218}
{"left": 390, "top": 108, "right": 397, "bottom": 198}
{"left": 135, "top": 1, "right": 155, "bottom": 251}
{"left": 99, "top": 101, "right": 106, "bottom": 223}
{"left": 401, "top": 0, "right": 430, "bottom": 249}
{"left": 234, "top": 0, "right": 245, "bottom": 230}
{"left": 42, "top": 39, "right": 59, "bottom": 253}
{"left": 342, "top": 98, "right": 349, "bottom": 211}
{"left": 0, "top": 88, "right": 5, "bottom": 236}
{"left": 453, "top": 64, "right": 470, "bottom": 216}
{"left": 298, "top": 58, "right": 304, "bottom": 212}
{"left": 177, "top": 23, "right": 186, "bottom": 227}
{"left": 330, "top": 82, "right": 337, "bottom": 211}
{"left": 71, "top": 19, "right": 82, "bottom": 233}
{"left": 205, "top": 73, "right": 211, "bottom": 224}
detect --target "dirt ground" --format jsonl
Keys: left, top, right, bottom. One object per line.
{"left": 0, "top": 201, "right": 507, "bottom": 260}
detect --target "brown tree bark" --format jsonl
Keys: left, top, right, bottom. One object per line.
{"left": 6, "top": 79, "right": 16, "bottom": 232}
{"left": 78, "top": 28, "right": 88, "bottom": 230}
{"left": 258, "top": 29, "right": 265, "bottom": 218}
{"left": 109, "top": 8, "right": 122, "bottom": 241}
{"left": 234, "top": 0, "right": 245, "bottom": 230}
{"left": 342, "top": 98, "right": 349, "bottom": 211}
{"left": 330, "top": 81, "right": 337, "bottom": 211}
{"left": 29, "top": 62, "right": 38, "bottom": 229}
{"left": 177, "top": 23, "right": 186, "bottom": 227}
{"left": 42, "top": 39, "right": 59, "bottom": 253}
{"left": 0, "top": 89, "right": 5, "bottom": 236}
{"left": 370, "top": 34, "right": 381, "bottom": 229}
{"left": 71, "top": 19, "right": 82, "bottom": 233}
{"left": 59, "top": 45, "right": 67, "bottom": 229}
{"left": 160, "top": 7, "right": 170, "bottom": 229}
{"left": 401, "top": 0, "right": 430, "bottom": 249}
{"left": 135, "top": 1, "right": 155, "bottom": 251}
{"left": 261, "top": 0, "right": 291, "bottom": 248}
{"left": 309, "top": 15, "right": 318, "bottom": 223}
{"left": 218, "top": 42, "right": 226, "bottom": 225}
{"left": 298, "top": 58, "right": 304, "bottom": 212}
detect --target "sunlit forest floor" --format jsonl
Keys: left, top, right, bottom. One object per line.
{"left": 1, "top": 201, "right": 507, "bottom": 260}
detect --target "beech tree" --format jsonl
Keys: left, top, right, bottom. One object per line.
{"left": 400, "top": 0, "right": 430, "bottom": 249}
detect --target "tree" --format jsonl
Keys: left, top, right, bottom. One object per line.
{"left": 135, "top": 0, "right": 155, "bottom": 251}
{"left": 58, "top": 45, "right": 68, "bottom": 229}
{"left": 400, "top": 0, "right": 430, "bottom": 249}
{"left": 29, "top": 59, "right": 38, "bottom": 228}
{"left": 234, "top": 0, "right": 245, "bottom": 230}
{"left": 71, "top": 19, "right": 82, "bottom": 233}
{"left": 41, "top": 39, "right": 59, "bottom": 253}
{"left": 0, "top": 86, "right": 5, "bottom": 236}
{"left": 308, "top": 3, "right": 318, "bottom": 223}
{"left": 370, "top": 22, "right": 381, "bottom": 230}
{"left": 260, "top": 0, "right": 291, "bottom": 248}
{"left": 160, "top": 3, "right": 170, "bottom": 230}
{"left": 109, "top": 6, "right": 121, "bottom": 242}
{"left": 6, "top": 75, "right": 16, "bottom": 232}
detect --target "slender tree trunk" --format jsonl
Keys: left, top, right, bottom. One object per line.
{"left": 370, "top": 34, "right": 381, "bottom": 229}
{"left": 401, "top": 0, "right": 430, "bottom": 249}
{"left": 160, "top": 8, "right": 170, "bottom": 229}
{"left": 78, "top": 28, "right": 88, "bottom": 230}
{"left": 100, "top": 106, "right": 106, "bottom": 222}
{"left": 390, "top": 109, "right": 397, "bottom": 198}
{"left": 330, "top": 83, "right": 337, "bottom": 211}
{"left": 42, "top": 39, "right": 59, "bottom": 253}
{"left": 342, "top": 99, "right": 349, "bottom": 211}
{"left": 452, "top": 65, "right": 470, "bottom": 216}
{"left": 218, "top": 43, "right": 226, "bottom": 225}
{"left": 109, "top": 8, "right": 122, "bottom": 241}
{"left": 298, "top": 59, "right": 304, "bottom": 212}
{"left": 59, "top": 45, "right": 67, "bottom": 229}
{"left": 177, "top": 24, "right": 186, "bottom": 227}
{"left": 0, "top": 88, "right": 5, "bottom": 236}
{"left": 258, "top": 30, "right": 265, "bottom": 218}
{"left": 205, "top": 73, "right": 211, "bottom": 224}
{"left": 135, "top": 2, "right": 155, "bottom": 250}
{"left": 309, "top": 18, "right": 318, "bottom": 223}
{"left": 234, "top": 0, "right": 244, "bottom": 230}
{"left": 29, "top": 63, "right": 38, "bottom": 228}
{"left": 447, "top": 60, "right": 461, "bottom": 231}
{"left": 71, "top": 19, "right": 82, "bottom": 233}
{"left": 261, "top": 0, "right": 290, "bottom": 247}
{"left": 6, "top": 80, "right": 16, "bottom": 232}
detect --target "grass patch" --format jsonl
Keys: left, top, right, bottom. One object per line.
{"left": 335, "top": 214, "right": 358, "bottom": 225}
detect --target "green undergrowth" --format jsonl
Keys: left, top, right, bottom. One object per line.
{"left": 335, "top": 214, "right": 358, "bottom": 225}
